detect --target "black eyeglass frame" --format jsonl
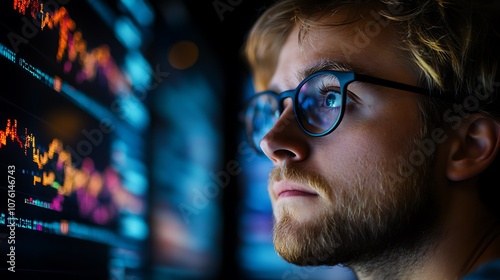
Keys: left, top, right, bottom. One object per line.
{"left": 243, "top": 70, "right": 445, "bottom": 152}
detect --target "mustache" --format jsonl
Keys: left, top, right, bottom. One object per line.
{"left": 269, "top": 164, "right": 333, "bottom": 198}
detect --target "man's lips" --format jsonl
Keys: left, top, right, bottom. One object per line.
{"left": 278, "top": 190, "right": 318, "bottom": 198}
{"left": 273, "top": 181, "right": 318, "bottom": 199}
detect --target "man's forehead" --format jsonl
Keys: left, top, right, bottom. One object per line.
{"left": 269, "top": 31, "right": 394, "bottom": 89}
{"left": 267, "top": 17, "right": 400, "bottom": 91}
{"left": 268, "top": 58, "right": 372, "bottom": 92}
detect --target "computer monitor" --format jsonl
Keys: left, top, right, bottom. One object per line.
{"left": 0, "top": 1, "right": 152, "bottom": 278}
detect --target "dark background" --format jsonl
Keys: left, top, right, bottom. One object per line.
{"left": 148, "top": 1, "right": 275, "bottom": 279}
{"left": 175, "top": 1, "right": 273, "bottom": 278}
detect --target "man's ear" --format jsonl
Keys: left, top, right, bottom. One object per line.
{"left": 446, "top": 114, "right": 500, "bottom": 182}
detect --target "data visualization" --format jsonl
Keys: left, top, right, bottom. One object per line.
{"left": 0, "top": 0, "right": 152, "bottom": 278}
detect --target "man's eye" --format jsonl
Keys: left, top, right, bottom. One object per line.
{"left": 325, "top": 91, "right": 341, "bottom": 107}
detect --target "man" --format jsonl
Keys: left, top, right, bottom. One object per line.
{"left": 240, "top": 0, "right": 500, "bottom": 279}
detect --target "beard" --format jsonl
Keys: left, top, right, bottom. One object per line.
{"left": 268, "top": 134, "right": 442, "bottom": 272}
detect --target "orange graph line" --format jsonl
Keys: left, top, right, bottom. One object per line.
{"left": 0, "top": 119, "right": 23, "bottom": 149}
{"left": 0, "top": 118, "right": 144, "bottom": 223}
{"left": 12, "top": 0, "right": 132, "bottom": 96}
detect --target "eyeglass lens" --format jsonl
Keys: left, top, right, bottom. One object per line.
{"left": 244, "top": 73, "right": 344, "bottom": 152}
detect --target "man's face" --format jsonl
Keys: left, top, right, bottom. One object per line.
{"left": 261, "top": 10, "right": 442, "bottom": 267}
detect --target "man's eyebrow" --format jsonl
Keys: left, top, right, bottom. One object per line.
{"left": 297, "top": 59, "right": 373, "bottom": 81}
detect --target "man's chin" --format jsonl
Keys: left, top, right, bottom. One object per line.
{"left": 272, "top": 210, "right": 339, "bottom": 266}
{"left": 273, "top": 226, "right": 339, "bottom": 266}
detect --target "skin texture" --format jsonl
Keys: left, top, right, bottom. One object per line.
{"left": 258, "top": 9, "right": 500, "bottom": 280}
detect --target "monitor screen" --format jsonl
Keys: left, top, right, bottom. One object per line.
{"left": 0, "top": 0, "right": 151, "bottom": 278}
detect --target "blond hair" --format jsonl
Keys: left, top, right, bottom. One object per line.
{"left": 243, "top": 0, "right": 500, "bottom": 112}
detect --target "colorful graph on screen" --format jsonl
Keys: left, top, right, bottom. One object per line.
{"left": 0, "top": 118, "right": 144, "bottom": 225}
{"left": 12, "top": 0, "right": 133, "bottom": 97}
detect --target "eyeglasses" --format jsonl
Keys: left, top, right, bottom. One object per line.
{"left": 241, "top": 70, "right": 439, "bottom": 154}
